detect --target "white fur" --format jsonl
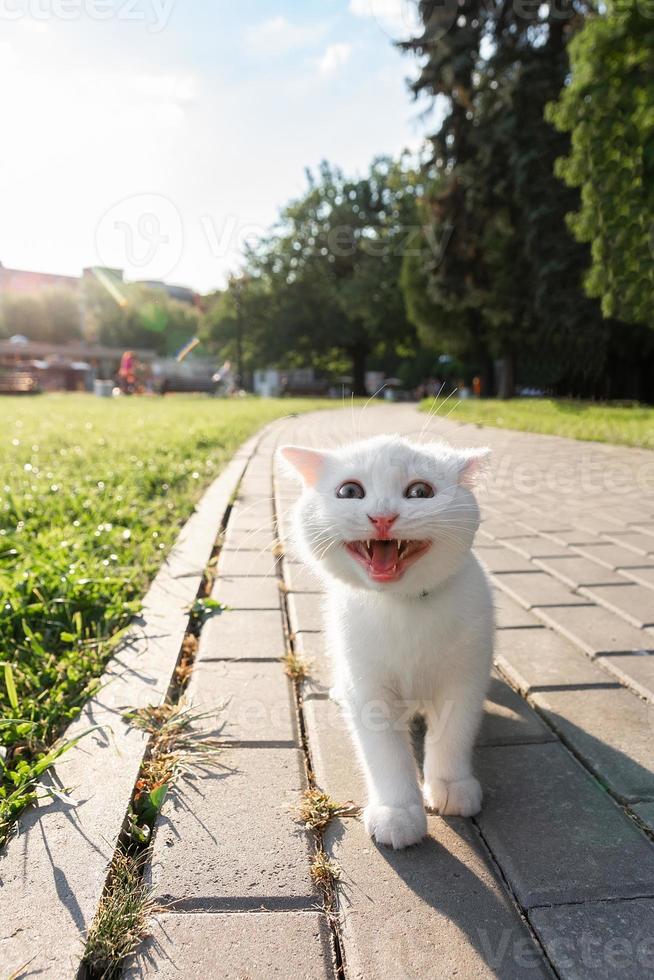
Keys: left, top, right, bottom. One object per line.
{"left": 279, "top": 434, "right": 494, "bottom": 850}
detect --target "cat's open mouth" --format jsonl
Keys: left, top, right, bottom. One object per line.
{"left": 345, "top": 538, "right": 431, "bottom": 582}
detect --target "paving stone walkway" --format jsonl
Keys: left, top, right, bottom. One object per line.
{"left": 126, "top": 404, "right": 654, "bottom": 980}
{"left": 3, "top": 404, "right": 653, "bottom": 979}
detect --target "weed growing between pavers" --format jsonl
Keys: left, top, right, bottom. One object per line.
{"left": 282, "top": 650, "right": 313, "bottom": 681}
{"left": 0, "top": 394, "right": 328, "bottom": 846}
{"left": 83, "top": 851, "right": 160, "bottom": 980}
{"left": 273, "top": 479, "right": 353, "bottom": 979}
{"left": 298, "top": 788, "right": 359, "bottom": 832}
{"left": 310, "top": 851, "right": 342, "bottom": 891}
{"left": 123, "top": 700, "right": 226, "bottom": 845}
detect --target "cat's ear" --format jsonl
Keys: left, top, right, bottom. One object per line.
{"left": 457, "top": 447, "right": 491, "bottom": 488}
{"left": 278, "top": 446, "right": 328, "bottom": 487}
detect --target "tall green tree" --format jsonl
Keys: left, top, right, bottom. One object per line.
{"left": 547, "top": 2, "right": 654, "bottom": 330}
{"left": 82, "top": 275, "right": 200, "bottom": 355}
{"left": 231, "top": 157, "right": 420, "bottom": 394}
{"left": 401, "top": 0, "right": 610, "bottom": 397}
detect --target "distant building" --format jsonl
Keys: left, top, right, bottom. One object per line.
{"left": 0, "top": 263, "right": 79, "bottom": 294}
{"left": 135, "top": 279, "right": 202, "bottom": 308}
{"left": 0, "top": 262, "right": 201, "bottom": 306}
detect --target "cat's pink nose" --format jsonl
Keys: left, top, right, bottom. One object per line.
{"left": 368, "top": 513, "right": 399, "bottom": 538}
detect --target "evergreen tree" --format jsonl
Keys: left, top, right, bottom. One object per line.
{"left": 401, "top": 0, "right": 609, "bottom": 396}
{"left": 547, "top": 2, "right": 654, "bottom": 330}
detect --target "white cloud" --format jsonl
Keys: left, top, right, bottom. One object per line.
{"left": 318, "top": 43, "right": 353, "bottom": 78}
{"left": 349, "top": 0, "right": 421, "bottom": 39}
{"left": 246, "top": 15, "right": 327, "bottom": 55}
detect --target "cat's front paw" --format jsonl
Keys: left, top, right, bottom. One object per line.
{"left": 424, "top": 776, "right": 482, "bottom": 817}
{"left": 363, "top": 803, "right": 427, "bottom": 850}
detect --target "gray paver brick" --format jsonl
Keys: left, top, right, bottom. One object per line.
{"left": 288, "top": 591, "right": 326, "bottom": 632}
{"left": 149, "top": 747, "right": 314, "bottom": 908}
{"left": 222, "top": 526, "right": 277, "bottom": 552}
{"left": 479, "top": 675, "right": 556, "bottom": 746}
{"left": 534, "top": 603, "right": 654, "bottom": 655}
{"left": 495, "top": 629, "right": 654, "bottom": 801}
{"left": 602, "top": 531, "right": 654, "bottom": 556}
{"left": 476, "top": 545, "right": 536, "bottom": 574}
{"left": 294, "top": 630, "right": 333, "bottom": 698}
{"left": 573, "top": 542, "right": 649, "bottom": 570}
{"left": 479, "top": 518, "right": 527, "bottom": 540}
{"left": 125, "top": 911, "right": 333, "bottom": 979}
{"left": 219, "top": 548, "right": 279, "bottom": 577}
{"left": 325, "top": 818, "right": 551, "bottom": 979}
{"left": 596, "top": 651, "right": 654, "bottom": 703}
{"left": 516, "top": 516, "right": 575, "bottom": 534}
{"left": 620, "top": 564, "right": 654, "bottom": 589}
{"left": 283, "top": 559, "right": 324, "bottom": 593}
{"left": 495, "top": 627, "right": 618, "bottom": 693}
{"left": 504, "top": 536, "right": 571, "bottom": 559}
{"left": 633, "top": 801, "right": 654, "bottom": 834}
{"left": 578, "top": 584, "right": 654, "bottom": 628}
{"left": 544, "top": 529, "right": 604, "bottom": 546}
{"left": 531, "top": 685, "right": 654, "bottom": 802}
{"left": 494, "top": 572, "right": 590, "bottom": 609}
{"left": 494, "top": 590, "right": 542, "bottom": 628}
{"left": 228, "top": 501, "right": 276, "bottom": 533}
{"left": 212, "top": 574, "right": 281, "bottom": 609}
{"left": 475, "top": 742, "right": 654, "bottom": 907}
{"left": 529, "top": 900, "right": 654, "bottom": 980}
{"left": 200, "top": 608, "right": 285, "bottom": 660}
{"left": 303, "top": 697, "right": 365, "bottom": 802}
{"left": 534, "top": 555, "right": 625, "bottom": 588}
{"left": 189, "top": 658, "right": 297, "bottom": 744}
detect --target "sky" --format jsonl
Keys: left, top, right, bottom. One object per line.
{"left": 0, "top": 0, "right": 434, "bottom": 294}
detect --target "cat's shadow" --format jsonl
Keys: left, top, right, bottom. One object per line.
{"left": 328, "top": 810, "right": 537, "bottom": 978}
{"left": 329, "top": 704, "right": 654, "bottom": 977}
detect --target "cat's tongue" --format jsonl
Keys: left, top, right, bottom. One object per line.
{"left": 369, "top": 539, "right": 399, "bottom": 574}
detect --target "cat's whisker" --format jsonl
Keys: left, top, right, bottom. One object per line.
{"left": 316, "top": 536, "right": 339, "bottom": 562}
{"left": 442, "top": 398, "right": 463, "bottom": 422}
{"left": 417, "top": 381, "right": 447, "bottom": 442}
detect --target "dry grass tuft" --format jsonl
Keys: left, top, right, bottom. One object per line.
{"left": 282, "top": 651, "right": 312, "bottom": 682}
{"left": 298, "top": 788, "right": 359, "bottom": 831}
{"left": 83, "top": 852, "right": 159, "bottom": 979}
{"left": 123, "top": 700, "right": 225, "bottom": 842}
{"left": 174, "top": 633, "right": 198, "bottom": 687}
{"left": 310, "top": 851, "right": 341, "bottom": 890}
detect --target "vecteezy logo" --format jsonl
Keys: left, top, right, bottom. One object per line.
{"left": 358, "top": 0, "right": 458, "bottom": 45}
{"left": 95, "top": 193, "right": 184, "bottom": 281}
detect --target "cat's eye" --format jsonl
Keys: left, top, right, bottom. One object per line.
{"left": 336, "top": 481, "right": 366, "bottom": 499}
{"left": 405, "top": 481, "right": 435, "bottom": 499}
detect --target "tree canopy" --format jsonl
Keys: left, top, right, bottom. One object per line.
{"left": 204, "top": 157, "right": 421, "bottom": 394}
{"left": 547, "top": 1, "right": 654, "bottom": 329}
{"left": 0, "top": 287, "right": 82, "bottom": 343}
{"left": 400, "top": 0, "right": 611, "bottom": 396}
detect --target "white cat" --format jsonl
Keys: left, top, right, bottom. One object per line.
{"left": 280, "top": 434, "right": 494, "bottom": 850}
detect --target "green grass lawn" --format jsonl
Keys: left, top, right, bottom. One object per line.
{"left": 420, "top": 397, "right": 654, "bottom": 450}
{"left": 0, "top": 393, "right": 326, "bottom": 844}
